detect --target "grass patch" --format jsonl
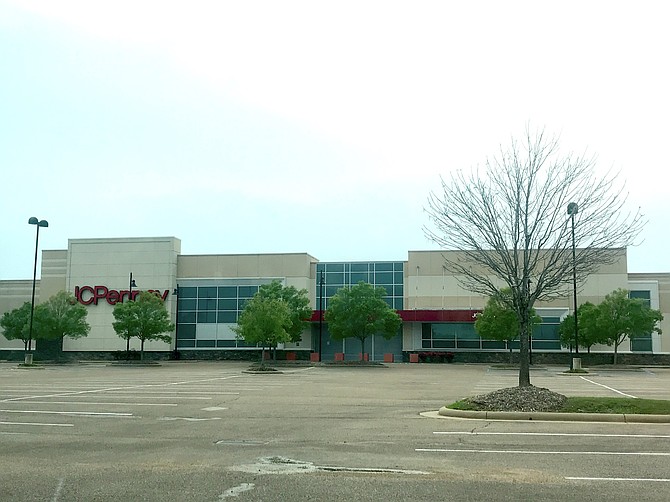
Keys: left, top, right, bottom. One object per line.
{"left": 448, "top": 397, "right": 670, "bottom": 414}
{"left": 561, "top": 397, "right": 670, "bottom": 414}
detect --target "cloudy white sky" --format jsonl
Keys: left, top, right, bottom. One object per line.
{"left": 1, "top": 1, "right": 668, "bottom": 280}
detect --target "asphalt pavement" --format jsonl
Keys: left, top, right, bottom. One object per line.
{"left": 2, "top": 361, "right": 670, "bottom": 501}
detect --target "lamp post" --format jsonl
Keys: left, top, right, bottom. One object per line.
{"left": 317, "top": 269, "right": 324, "bottom": 362}
{"left": 27, "top": 217, "right": 48, "bottom": 365}
{"left": 567, "top": 202, "right": 581, "bottom": 370}
{"left": 172, "top": 284, "right": 180, "bottom": 360}
{"left": 127, "top": 272, "right": 137, "bottom": 357}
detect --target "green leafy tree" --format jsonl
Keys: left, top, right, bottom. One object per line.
{"left": 425, "top": 128, "right": 644, "bottom": 386}
{"left": 558, "top": 302, "right": 603, "bottom": 352}
{"left": 233, "top": 296, "right": 292, "bottom": 364}
{"left": 256, "top": 280, "right": 311, "bottom": 343}
{"left": 325, "top": 281, "right": 402, "bottom": 358}
{"left": 475, "top": 289, "right": 540, "bottom": 363}
{"left": 33, "top": 291, "right": 90, "bottom": 344}
{"left": 0, "top": 302, "right": 32, "bottom": 351}
{"left": 112, "top": 291, "right": 174, "bottom": 360}
{"left": 588, "top": 289, "right": 663, "bottom": 365}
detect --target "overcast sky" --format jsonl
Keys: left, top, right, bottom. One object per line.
{"left": 1, "top": 1, "right": 668, "bottom": 280}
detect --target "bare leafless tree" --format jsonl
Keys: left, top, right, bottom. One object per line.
{"left": 425, "top": 128, "right": 645, "bottom": 386}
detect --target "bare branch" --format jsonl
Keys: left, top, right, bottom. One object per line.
{"left": 424, "top": 126, "right": 645, "bottom": 386}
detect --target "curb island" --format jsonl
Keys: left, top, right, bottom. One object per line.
{"left": 436, "top": 406, "right": 670, "bottom": 423}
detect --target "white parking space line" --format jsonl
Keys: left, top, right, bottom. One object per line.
{"left": 579, "top": 376, "right": 638, "bottom": 398}
{"left": 1, "top": 409, "right": 133, "bottom": 417}
{"left": 416, "top": 448, "right": 670, "bottom": 456}
{"left": 1, "top": 421, "right": 74, "bottom": 427}
{"left": 12, "top": 401, "right": 178, "bottom": 406}
{"left": 434, "top": 432, "right": 670, "bottom": 438}
{"left": 0, "top": 374, "right": 245, "bottom": 403}
{"left": 60, "top": 395, "right": 213, "bottom": 400}
{"left": 566, "top": 477, "right": 670, "bottom": 482}
{"left": 158, "top": 417, "right": 222, "bottom": 422}
{"left": 97, "top": 391, "right": 240, "bottom": 395}
{"left": 51, "top": 477, "right": 65, "bottom": 502}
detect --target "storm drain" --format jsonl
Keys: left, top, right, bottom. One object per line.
{"left": 230, "top": 456, "right": 429, "bottom": 475}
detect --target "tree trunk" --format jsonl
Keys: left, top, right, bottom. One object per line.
{"left": 360, "top": 337, "right": 366, "bottom": 361}
{"left": 518, "top": 318, "right": 531, "bottom": 387}
{"left": 140, "top": 339, "right": 145, "bottom": 361}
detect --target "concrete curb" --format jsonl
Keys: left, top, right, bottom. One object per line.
{"left": 437, "top": 406, "right": 670, "bottom": 423}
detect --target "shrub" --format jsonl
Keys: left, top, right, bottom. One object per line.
{"left": 418, "top": 351, "right": 455, "bottom": 363}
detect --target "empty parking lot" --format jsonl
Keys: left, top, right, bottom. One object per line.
{"left": 2, "top": 361, "right": 670, "bottom": 501}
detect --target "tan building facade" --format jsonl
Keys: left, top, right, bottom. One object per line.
{"left": 1, "top": 237, "right": 667, "bottom": 361}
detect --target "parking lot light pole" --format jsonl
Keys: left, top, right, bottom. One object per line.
{"left": 567, "top": 202, "right": 581, "bottom": 370}
{"left": 127, "top": 273, "right": 137, "bottom": 357}
{"left": 27, "top": 217, "right": 48, "bottom": 365}
{"left": 318, "top": 270, "right": 324, "bottom": 361}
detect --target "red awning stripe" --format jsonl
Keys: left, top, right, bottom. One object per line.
{"left": 310, "top": 309, "right": 479, "bottom": 323}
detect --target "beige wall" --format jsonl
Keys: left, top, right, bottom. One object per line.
{"left": 63, "top": 237, "right": 180, "bottom": 352}
{"left": 406, "top": 249, "right": 630, "bottom": 313}
{"left": 2, "top": 242, "right": 668, "bottom": 355}
{"left": 0, "top": 280, "right": 35, "bottom": 349}
{"left": 629, "top": 273, "right": 670, "bottom": 353}
{"left": 178, "top": 253, "right": 317, "bottom": 306}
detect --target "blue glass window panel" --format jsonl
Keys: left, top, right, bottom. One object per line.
{"left": 197, "top": 311, "right": 217, "bottom": 323}
{"left": 374, "top": 263, "right": 393, "bottom": 272}
{"left": 198, "top": 299, "right": 217, "bottom": 311}
{"left": 178, "top": 298, "right": 197, "bottom": 310}
{"left": 238, "top": 286, "right": 259, "bottom": 298}
{"left": 178, "top": 312, "right": 196, "bottom": 324}
{"left": 178, "top": 287, "right": 197, "bottom": 298}
{"left": 381, "top": 285, "right": 394, "bottom": 296}
{"left": 350, "top": 272, "right": 369, "bottom": 284}
{"left": 326, "top": 272, "right": 345, "bottom": 284}
{"left": 218, "top": 286, "right": 237, "bottom": 298}
{"left": 177, "top": 324, "right": 196, "bottom": 339}
{"left": 217, "top": 311, "right": 237, "bottom": 323}
{"left": 218, "top": 299, "right": 237, "bottom": 310}
{"left": 198, "top": 287, "right": 217, "bottom": 298}
{"left": 631, "top": 337, "right": 653, "bottom": 351}
{"left": 374, "top": 272, "right": 394, "bottom": 285}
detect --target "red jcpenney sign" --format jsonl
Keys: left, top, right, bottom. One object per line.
{"left": 74, "top": 285, "right": 170, "bottom": 306}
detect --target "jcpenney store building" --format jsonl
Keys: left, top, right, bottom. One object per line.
{"left": 1, "top": 237, "right": 668, "bottom": 362}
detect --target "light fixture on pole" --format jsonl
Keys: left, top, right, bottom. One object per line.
{"left": 27, "top": 217, "right": 48, "bottom": 365}
{"left": 127, "top": 272, "right": 137, "bottom": 356}
{"left": 172, "top": 284, "right": 180, "bottom": 360}
{"left": 567, "top": 202, "right": 581, "bottom": 370}
{"left": 318, "top": 270, "right": 325, "bottom": 362}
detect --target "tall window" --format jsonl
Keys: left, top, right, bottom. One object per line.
{"left": 316, "top": 262, "right": 404, "bottom": 310}
{"left": 629, "top": 290, "right": 653, "bottom": 352}
{"left": 176, "top": 279, "right": 275, "bottom": 349}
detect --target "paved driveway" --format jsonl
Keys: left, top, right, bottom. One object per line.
{"left": 2, "top": 362, "right": 670, "bottom": 501}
